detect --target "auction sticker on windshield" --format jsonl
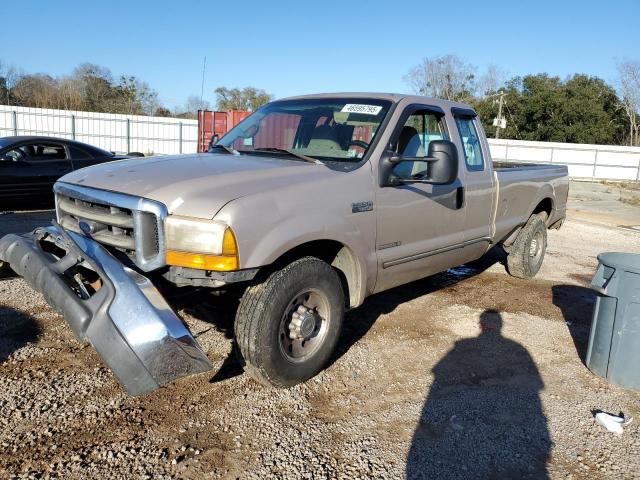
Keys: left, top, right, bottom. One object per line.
{"left": 341, "top": 104, "right": 383, "bottom": 115}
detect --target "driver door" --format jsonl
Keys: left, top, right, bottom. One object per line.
{"left": 374, "top": 105, "right": 467, "bottom": 292}
{"left": 0, "top": 142, "right": 72, "bottom": 199}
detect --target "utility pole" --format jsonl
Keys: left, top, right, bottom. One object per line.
{"left": 200, "top": 56, "right": 207, "bottom": 111}
{"left": 494, "top": 91, "right": 506, "bottom": 139}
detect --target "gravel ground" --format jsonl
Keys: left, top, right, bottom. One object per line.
{"left": 0, "top": 181, "right": 639, "bottom": 479}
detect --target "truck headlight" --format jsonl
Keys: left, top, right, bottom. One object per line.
{"left": 164, "top": 216, "right": 239, "bottom": 271}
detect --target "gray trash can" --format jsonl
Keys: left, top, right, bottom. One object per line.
{"left": 586, "top": 252, "right": 640, "bottom": 390}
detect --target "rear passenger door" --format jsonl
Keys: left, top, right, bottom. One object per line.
{"left": 452, "top": 109, "right": 495, "bottom": 259}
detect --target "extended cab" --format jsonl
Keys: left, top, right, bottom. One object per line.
{"left": 0, "top": 93, "right": 568, "bottom": 394}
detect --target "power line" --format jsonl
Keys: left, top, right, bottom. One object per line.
{"left": 503, "top": 100, "right": 522, "bottom": 140}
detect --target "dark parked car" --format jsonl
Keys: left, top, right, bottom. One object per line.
{"left": 0, "top": 136, "right": 135, "bottom": 207}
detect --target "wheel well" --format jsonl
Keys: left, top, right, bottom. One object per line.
{"left": 269, "top": 240, "right": 361, "bottom": 308}
{"left": 532, "top": 198, "right": 553, "bottom": 221}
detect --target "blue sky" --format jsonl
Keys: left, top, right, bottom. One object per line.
{"left": 3, "top": 0, "right": 639, "bottom": 109}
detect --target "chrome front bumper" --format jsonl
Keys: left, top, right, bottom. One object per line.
{"left": 0, "top": 225, "right": 212, "bottom": 395}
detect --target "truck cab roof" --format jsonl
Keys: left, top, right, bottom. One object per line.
{"left": 278, "top": 92, "right": 476, "bottom": 112}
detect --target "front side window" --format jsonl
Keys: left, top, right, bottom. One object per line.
{"left": 217, "top": 98, "right": 392, "bottom": 162}
{"left": 19, "top": 143, "right": 67, "bottom": 161}
{"left": 455, "top": 117, "right": 484, "bottom": 171}
{"left": 392, "top": 109, "right": 448, "bottom": 179}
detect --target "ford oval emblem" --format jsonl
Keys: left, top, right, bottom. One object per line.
{"left": 78, "top": 220, "right": 94, "bottom": 235}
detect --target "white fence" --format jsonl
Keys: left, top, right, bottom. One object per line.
{"left": 0, "top": 105, "right": 198, "bottom": 155}
{"left": 488, "top": 139, "right": 640, "bottom": 181}
{"left": 0, "top": 104, "right": 639, "bottom": 181}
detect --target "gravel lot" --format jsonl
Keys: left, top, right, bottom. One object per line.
{"left": 1, "top": 181, "right": 639, "bottom": 479}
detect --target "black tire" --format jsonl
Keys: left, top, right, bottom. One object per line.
{"left": 0, "top": 260, "right": 13, "bottom": 278}
{"left": 235, "top": 256, "right": 344, "bottom": 387}
{"left": 506, "top": 214, "right": 548, "bottom": 279}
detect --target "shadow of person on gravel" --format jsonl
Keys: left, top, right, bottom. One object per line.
{"left": 406, "top": 310, "right": 550, "bottom": 480}
{"left": 0, "top": 306, "right": 41, "bottom": 363}
{"left": 552, "top": 284, "right": 596, "bottom": 363}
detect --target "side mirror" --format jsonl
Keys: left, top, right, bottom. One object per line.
{"left": 208, "top": 134, "right": 220, "bottom": 148}
{"left": 380, "top": 140, "right": 458, "bottom": 187}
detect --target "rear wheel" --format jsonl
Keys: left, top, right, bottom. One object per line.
{"left": 235, "top": 257, "right": 344, "bottom": 387}
{"left": 506, "top": 214, "right": 548, "bottom": 279}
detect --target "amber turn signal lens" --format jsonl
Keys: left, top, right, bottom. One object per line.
{"left": 222, "top": 228, "right": 238, "bottom": 256}
{"left": 166, "top": 250, "right": 239, "bottom": 271}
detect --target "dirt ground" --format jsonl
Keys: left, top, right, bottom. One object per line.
{"left": 1, "top": 180, "right": 639, "bottom": 479}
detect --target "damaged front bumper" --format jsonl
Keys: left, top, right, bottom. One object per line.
{"left": 0, "top": 225, "right": 212, "bottom": 395}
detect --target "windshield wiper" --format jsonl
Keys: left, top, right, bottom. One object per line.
{"left": 250, "top": 147, "right": 322, "bottom": 164}
{"left": 208, "top": 144, "right": 239, "bottom": 155}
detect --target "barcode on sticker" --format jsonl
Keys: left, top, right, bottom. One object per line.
{"left": 341, "top": 104, "right": 383, "bottom": 115}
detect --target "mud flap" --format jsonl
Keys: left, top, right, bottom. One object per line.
{"left": 0, "top": 224, "right": 212, "bottom": 395}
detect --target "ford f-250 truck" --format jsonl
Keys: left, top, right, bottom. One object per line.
{"left": 0, "top": 93, "right": 568, "bottom": 395}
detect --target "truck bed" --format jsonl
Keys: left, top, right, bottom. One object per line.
{"left": 492, "top": 161, "right": 569, "bottom": 243}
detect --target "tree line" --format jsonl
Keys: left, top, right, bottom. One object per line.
{"left": 405, "top": 55, "right": 640, "bottom": 146}
{"left": 0, "top": 60, "right": 273, "bottom": 119}
{"left": 2, "top": 56, "right": 639, "bottom": 146}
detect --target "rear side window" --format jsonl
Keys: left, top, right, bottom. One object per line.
{"left": 455, "top": 117, "right": 484, "bottom": 171}
{"left": 67, "top": 146, "right": 92, "bottom": 160}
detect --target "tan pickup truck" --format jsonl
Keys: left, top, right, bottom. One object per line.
{"left": 0, "top": 93, "right": 568, "bottom": 395}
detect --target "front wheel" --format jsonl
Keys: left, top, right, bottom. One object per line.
{"left": 506, "top": 214, "right": 548, "bottom": 279}
{"left": 235, "top": 257, "right": 344, "bottom": 387}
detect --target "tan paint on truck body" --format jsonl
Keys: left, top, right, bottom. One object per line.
{"left": 58, "top": 93, "right": 568, "bottom": 308}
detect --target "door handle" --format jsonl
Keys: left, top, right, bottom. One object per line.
{"left": 456, "top": 186, "right": 465, "bottom": 209}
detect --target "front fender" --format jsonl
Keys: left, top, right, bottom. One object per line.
{"left": 217, "top": 195, "right": 376, "bottom": 306}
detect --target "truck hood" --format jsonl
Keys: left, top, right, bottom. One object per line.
{"left": 59, "top": 153, "right": 337, "bottom": 218}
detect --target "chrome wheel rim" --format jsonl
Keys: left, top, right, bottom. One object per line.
{"left": 279, "top": 288, "right": 330, "bottom": 362}
{"left": 529, "top": 230, "right": 544, "bottom": 264}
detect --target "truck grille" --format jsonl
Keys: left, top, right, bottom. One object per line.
{"left": 54, "top": 183, "right": 168, "bottom": 272}
{"left": 57, "top": 194, "right": 136, "bottom": 250}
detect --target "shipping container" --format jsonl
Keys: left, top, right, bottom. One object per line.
{"left": 197, "top": 110, "right": 251, "bottom": 152}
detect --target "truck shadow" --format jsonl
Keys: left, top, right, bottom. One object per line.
{"left": 0, "top": 306, "right": 42, "bottom": 363}
{"left": 170, "top": 247, "right": 508, "bottom": 384}
{"left": 165, "top": 289, "right": 244, "bottom": 383}
{"left": 330, "top": 246, "right": 507, "bottom": 368}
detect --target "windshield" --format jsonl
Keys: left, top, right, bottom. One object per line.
{"left": 216, "top": 98, "right": 392, "bottom": 162}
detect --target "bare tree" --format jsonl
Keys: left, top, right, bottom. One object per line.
{"left": 186, "top": 94, "right": 211, "bottom": 113}
{"left": 404, "top": 55, "right": 476, "bottom": 102}
{"left": 12, "top": 74, "right": 60, "bottom": 108}
{"left": 0, "top": 60, "right": 22, "bottom": 105}
{"left": 58, "top": 77, "right": 85, "bottom": 111}
{"left": 616, "top": 60, "right": 640, "bottom": 146}
{"left": 478, "top": 64, "right": 508, "bottom": 96}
